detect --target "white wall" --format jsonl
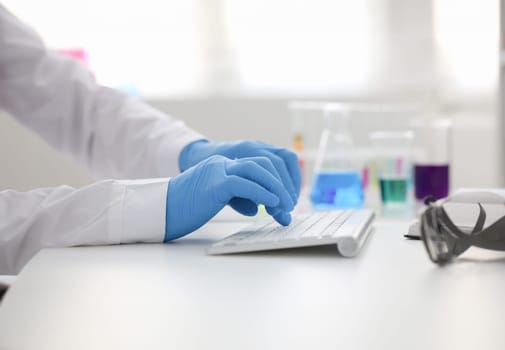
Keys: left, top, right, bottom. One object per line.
{"left": 0, "top": 112, "right": 92, "bottom": 191}
{"left": 1, "top": 99, "right": 502, "bottom": 192}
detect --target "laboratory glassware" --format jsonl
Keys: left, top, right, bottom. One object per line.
{"left": 310, "top": 104, "right": 364, "bottom": 208}
{"left": 369, "top": 131, "right": 414, "bottom": 205}
{"left": 413, "top": 119, "right": 452, "bottom": 201}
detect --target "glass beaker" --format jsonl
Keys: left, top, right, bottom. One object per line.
{"left": 369, "top": 131, "right": 414, "bottom": 205}
{"left": 288, "top": 101, "right": 325, "bottom": 189}
{"left": 412, "top": 118, "right": 452, "bottom": 201}
{"left": 310, "top": 104, "right": 364, "bottom": 208}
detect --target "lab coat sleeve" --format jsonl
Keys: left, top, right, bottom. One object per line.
{"left": 0, "top": 4, "right": 205, "bottom": 179}
{"left": 0, "top": 178, "right": 168, "bottom": 275}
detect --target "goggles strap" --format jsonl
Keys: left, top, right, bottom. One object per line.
{"left": 471, "top": 215, "right": 505, "bottom": 250}
{"left": 439, "top": 202, "right": 505, "bottom": 251}
{"left": 471, "top": 203, "right": 487, "bottom": 234}
{"left": 437, "top": 203, "right": 486, "bottom": 238}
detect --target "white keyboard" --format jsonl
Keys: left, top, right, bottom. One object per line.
{"left": 206, "top": 209, "right": 375, "bottom": 257}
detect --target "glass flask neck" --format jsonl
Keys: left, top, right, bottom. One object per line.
{"left": 315, "top": 109, "right": 356, "bottom": 172}
{"left": 324, "top": 109, "right": 352, "bottom": 142}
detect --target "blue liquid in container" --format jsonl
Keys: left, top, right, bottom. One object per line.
{"left": 310, "top": 170, "right": 364, "bottom": 208}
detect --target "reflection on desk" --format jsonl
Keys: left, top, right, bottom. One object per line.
{"left": 0, "top": 221, "right": 504, "bottom": 350}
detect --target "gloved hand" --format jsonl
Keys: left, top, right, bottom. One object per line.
{"left": 165, "top": 155, "right": 295, "bottom": 241}
{"left": 179, "top": 140, "right": 302, "bottom": 220}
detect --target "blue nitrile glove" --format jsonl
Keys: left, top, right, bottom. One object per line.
{"left": 165, "top": 155, "right": 295, "bottom": 241}
{"left": 179, "top": 140, "right": 302, "bottom": 220}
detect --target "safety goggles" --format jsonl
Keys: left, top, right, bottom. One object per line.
{"left": 420, "top": 191, "right": 505, "bottom": 264}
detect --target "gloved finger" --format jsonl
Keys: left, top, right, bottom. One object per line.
{"left": 272, "top": 149, "right": 302, "bottom": 198}
{"left": 228, "top": 198, "right": 258, "bottom": 216}
{"left": 218, "top": 175, "right": 280, "bottom": 208}
{"left": 226, "top": 159, "right": 294, "bottom": 212}
{"left": 245, "top": 142, "right": 299, "bottom": 201}
{"left": 266, "top": 204, "right": 281, "bottom": 217}
{"left": 265, "top": 205, "right": 291, "bottom": 226}
{"left": 274, "top": 211, "right": 292, "bottom": 226}
{"left": 236, "top": 156, "right": 283, "bottom": 183}
{"left": 234, "top": 157, "right": 287, "bottom": 214}
{"left": 257, "top": 150, "right": 298, "bottom": 205}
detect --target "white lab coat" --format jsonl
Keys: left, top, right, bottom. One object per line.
{"left": 0, "top": 5, "right": 204, "bottom": 274}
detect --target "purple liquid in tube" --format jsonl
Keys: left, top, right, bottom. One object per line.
{"left": 414, "top": 164, "right": 449, "bottom": 200}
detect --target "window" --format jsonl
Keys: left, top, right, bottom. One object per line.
{"left": 222, "top": 0, "right": 373, "bottom": 96}
{"left": 3, "top": 0, "right": 499, "bottom": 101}
{"left": 3, "top": 0, "right": 200, "bottom": 97}
{"left": 434, "top": 0, "right": 499, "bottom": 100}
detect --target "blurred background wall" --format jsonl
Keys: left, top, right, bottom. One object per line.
{"left": 0, "top": 0, "right": 501, "bottom": 190}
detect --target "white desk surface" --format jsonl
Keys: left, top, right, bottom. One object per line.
{"left": 0, "top": 219, "right": 504, "bottom": 350}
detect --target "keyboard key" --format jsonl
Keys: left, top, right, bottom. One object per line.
{"left": 320, "top": 221, "right": 345, "bottom": 237}
{"left": 281, "top": 212, "right": 327, "bottom": 241}
{"left": 320, "top": 211, "right": 353, "bottom": 238}
{"left": 300, "top": 211, "right": 347, "bottom": 239}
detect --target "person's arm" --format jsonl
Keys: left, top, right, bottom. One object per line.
{"left": 0, "top": 179, "right": 168, "bottom": 275}
{"left": 0, "top": 4, "right": 204, "bottom": 179}
{"left": 0, "top": 5, "right": 299, "bottom": 275}
{"left": 0, "top": 154, "right": 296, "bottom": 275}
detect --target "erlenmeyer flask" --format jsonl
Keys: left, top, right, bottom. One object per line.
{"left": 310, "top": 104, "right": 364, "bottom": 208}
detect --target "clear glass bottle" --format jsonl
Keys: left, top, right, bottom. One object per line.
{"left": 369, "top": 130, "right": 414, "bottom": 205}
{"left": 310, "top": 104, "right": 364, "bottom": 208}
